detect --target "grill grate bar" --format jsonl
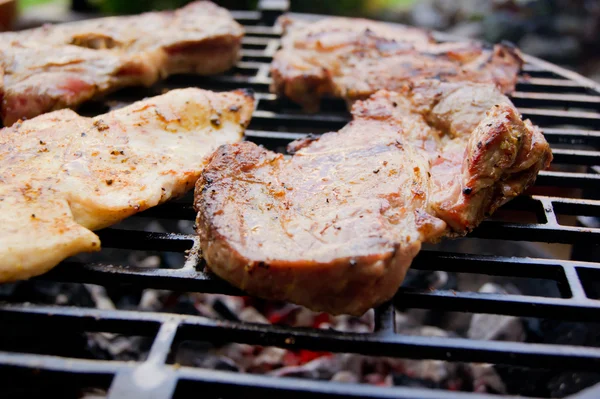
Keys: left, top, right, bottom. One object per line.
{"left": 3, "top": 304, "right": 600, "bottom": 370}
{"left": 548, "top": 148, "right": 600, "bottom": 165}
{"left": 519, "top": 107, "right": 600, "bottom": 128}
{"left": 107, "top": 321, "right": 180, "bottom": 399}
{"left": 563, "top": 265, "right": 588, "bottom": 300}
{"left": 95, "top": 229, "right": 195, "bottom": 251}
{"left": 33, "top": 252, "right": 600, "bottom": 322}
{"left": 540, "top": 128, "right": 600, "bottom": 146}
{"left": 393, "top": 290, "right": 600, "bottom": 321}
{"left": 511, "top": 91, "right": 600, "bottom": 110}
{"left": 536, "top": 170, "right": 600, "bottom": 189}
{"left": 248, "top": 106, "right": 600, "bottom": 131}
{"left": 373, "top": 301, "right": 395, "bottom": 336}
{"left": 470, "top": 221, "right": 599, "bottom": 244}
{"left": 0, "top": 352, "right": 500, "bottom": 399}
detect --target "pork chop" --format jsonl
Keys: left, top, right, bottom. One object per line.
{"left": 270, "top": 17, "right": 522, "bottom": 111}
{"left": 0, "top": 1, "right": 243, "bottom": 126}
{"left": 0, "top": 87, "right": 254, "bottom": 283}
{"left": 194, "top": 81, "right": 551, "bottom": 315}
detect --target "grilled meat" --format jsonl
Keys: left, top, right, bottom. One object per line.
{"left": 0, "top": 1, "right": 243, "bottom": 126}
{"left": 194, "top": 81, "right": 551, "bottom": 315}
{"left": 270, "top": 17, "right": 522, "bottom": 111}
{"left": 0, "top": 88, "right": 254, "bottom": 283}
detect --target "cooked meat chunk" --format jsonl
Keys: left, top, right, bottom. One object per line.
{"left": 0, "top": 1, "right": 243, "bottom": 126}
{"left": 194, "top": 81, "right": 551, "bottom": 315}
{"left": 270, "top": 17, "right": 522, "bottom": 111}
{"left": 0, "top": 88, "right": 254, "bottom": 283}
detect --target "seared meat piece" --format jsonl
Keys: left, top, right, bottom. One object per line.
{"left": 270, "top": 17, "right": 522, "bottom": 111}
{"left": 0, "top": 88, "right": 254, "bottom": 283}
{"left": 0, "top": 1, "right": 243, "bottom": 126}
{"left": 194, "top": 81, "right": 551, "bottom": 315}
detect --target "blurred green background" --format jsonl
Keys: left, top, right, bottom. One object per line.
{"left": 19, "top": 0, "right": 416, "bottom": 15}
{"left": 13, "top": 0, "right": 600, "bottom": 82}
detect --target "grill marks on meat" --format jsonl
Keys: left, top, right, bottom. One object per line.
{"left": 270, "top": 17, "right": 522, "bottom": 111}
{"left": 0, "top": 1, "right": 243, "bottom": 126}
{"left": 0, "top": 88, "right": 254, "bottom": 283}
{"left": 194, "top": 81, "right": 551, "bottom": 315}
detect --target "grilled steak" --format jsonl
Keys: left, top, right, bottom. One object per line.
{"left": 195, "top": 81, "right": 551, "bottom": 315}
{"left": 270, "top": 17, "right": 522, "bottom": 111}
{"left": 0, "top": 1, "right": 243, "bottom": 126}
{"left": 0, "top": 88, "right": 254, "bottom": 283}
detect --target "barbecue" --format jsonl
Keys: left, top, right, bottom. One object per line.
{"left": 0, "top": 1, "right": 600, "bottom": 398}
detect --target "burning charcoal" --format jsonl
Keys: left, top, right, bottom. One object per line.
{"left": 79, "top": 388, "right": 108, "bottom": 399}
{"left": 84, "top": 284, "right": 115, "bottom": 310}
{"left": 331, "top": 371, "right": 359, "bottom": 383}
{"left": 393, "top": 373, "right": 442, "bottom": 389}
{"left": 468, "top": 283, "right": 525, "bottom": 342}
{"left": 175, "top": 341, "right": 215, "bottom": 366}
{"left": 395, "top": 311, "right": 420, "bottom": 332}
{"left": 400, "top": 325, "right": 451, "bottom": 338}
{"left": 292, "top": 307, "right": 319, "bottom": 327}
{"left": 249, "top": 347, "right": 287, "bottom": 372}
{"left": 365, "top": 372, "right": 392, "bottom": 386}
{"left": 86, "top": 333, "right": 149, "bottom": 361}
{"left": 161, "top": 293, "right": 200, "bottom": 316}
{"left": 162, "top": 252, "right": 186, "bottom": 269}
{"left": 494, "top": 366, "right": 553, "bottom": 397}
{"left": 238, "top": 307, "right": 269, "bottom": 324}
{"left": 177, "top": 220, "right": 196, "bottom": 235}
{"left": 0, "top": 283, "right": 17, "bottom": 298}
{"left": 269, "top": 355, "right": 339, "bottom": 380}
{"left": 214, "top": 343, "right": 255, "bottom": 370}
{"left": 470, "top": 363, "right": 507, "bottom": 394}
{"left": 330, "top": 313, "right": 373, "bottom": 333}
{"left": 201, "top": 294, "right": 245, "bottom": 317}
{"left": 402, "top": 270, "right": 454, "bottom": 291}
{"left": 548, "top": 372, "right": 600, "bottom": 397}
{"left": 399, "top": 359, "right": 457, "bottom": 385}
{"left": 266, "top": 303, "right": 302, "bottom": 325}
{"left": 524, "top": 318, "right": 600, "bottom": 347}
{"left": 399, "top": 270, "right": 462, "bottom": 330}
{"left": 130, "top": 255, "right": 160, "bottom": 268}
{"left": 4, "top": 281, "right": 96, "bottom": 307}
{"left": 270, "top": 353, "right": 370, "bottom": 381}
{"left": 139, "top": 289, "right": 169, "bottom": 311}
{"left": 213, "top": 297, "right": 241, "bottom": 321}
{"left": 195, "top": 355, "right": 240, "bottom": 372}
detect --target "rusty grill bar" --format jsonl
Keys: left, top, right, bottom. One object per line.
{"left": 1, "top": 1, "right": 600, "bottom": 398}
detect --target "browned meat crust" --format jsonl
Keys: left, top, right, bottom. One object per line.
{"left": 0, "top": 88, "right": 253, "bottom": 283}
{"left": 194, "top": 81, "right": 551, "bottom": 315}
{"left": 0, "top": 1, "right": 243, "bottom": 126}
{"left": 270, "top": 16, "right": 522, "bottom": 111}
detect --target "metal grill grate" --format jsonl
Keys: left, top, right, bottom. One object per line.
{"left": 1, "top": 1, "right": 600, "bottom": 398}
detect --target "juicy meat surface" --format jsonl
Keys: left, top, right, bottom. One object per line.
{"left": 195, "top": 81, "right": 551, "bottom": 315}
{"left": 0, "top": 88, "right": 254, "bottom": 283}
{"left": 270, "top": 17, "right": 522, "bottom": 111}
{"left": 0, "top": 1, "right": 243, "bottom": 126}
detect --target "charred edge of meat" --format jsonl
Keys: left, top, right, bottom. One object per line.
{"left": 234, "top": 88, "right": 255, "bottom": 101}
{"left": 287, "top": 134, "right": 320, "bottom": 154}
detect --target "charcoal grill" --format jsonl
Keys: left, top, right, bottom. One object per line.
{"left": 1, "top": 1, "right": 600, "bottom": 398}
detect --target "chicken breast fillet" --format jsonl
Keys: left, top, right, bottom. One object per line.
{"left": 0, "top": 1, "right": 243, "bottom": 126}
{"left": 0, "top": 88, "right": 254, "bottom": 283}
{"left": 270, "top": 17, "right": 522, "bottom": 111}
{"left": 194, "top": 81, "right": 551, "bottom": 315}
